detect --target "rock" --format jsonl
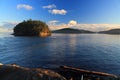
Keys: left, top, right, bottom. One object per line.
{"left": 0, "top": 64, "right": 66, "bottom": 80}
{"left": 13, "top": 19, "right": 51, "bottom": 37}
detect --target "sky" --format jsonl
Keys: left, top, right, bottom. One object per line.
{"left": 0, "top": 0, "right": 120, "bottom": 32}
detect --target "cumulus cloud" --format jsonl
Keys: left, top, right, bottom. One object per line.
{"left": 68, "top": 20, "right": 77, "bottom": 26}
{"left": 17, "top": 4, "right": 33, "bottom": 10}
{"left": 48, "top": 20, "right": 120, "bottom": 31}
{"left": 43, "top": 4, "right": 67, "bottom": 15}
{"left": 42, "top": 4, "right": 56, "bottom": 9}
{"left": 49, "top": 9, "right": 67, "bottom": 15}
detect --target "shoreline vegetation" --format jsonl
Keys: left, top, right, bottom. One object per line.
{"left": 0, "top": 64, "right": 119, "bottom": 80}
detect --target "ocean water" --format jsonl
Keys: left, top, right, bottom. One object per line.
{"left": 0, "top": 33, "right": 120, "bottom": 75}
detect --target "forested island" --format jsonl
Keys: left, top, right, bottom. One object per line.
{"left": 13, "top": 19, "right": 51, "bottom": 37}
{"left": 98, "top": 29, "right": 120, "bottom": 34}
{"left": 52, "top": 28, "right": 94, "bottom": 34}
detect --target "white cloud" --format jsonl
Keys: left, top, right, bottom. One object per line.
{"left": 17, "top": 4, "right": 33, "bottom": 10}
{"left": 68, "top": 20, "right": 77, "bottom": 26}
{"left": 75, "top": 24, "right": 120, "bottom": 31}
{"left": 49, "top": 23, "right": 69, "bottom": 30}
{"left": 0, "top": 26, "right": 12, "bottom": 33}
{"left": 49, "top": 9, "right": 67, "bottom": 15}
{"left": 42, "top": 4, "right": 56, "bottom": 9}
{"left": 2, "top": 21, "right": 19, "bottom": 28}
{"left": 48, "top": 20, "right": 120, "bottom": 31}
{"left": 0, "top": 21, "right": 20, "bottom": 33}
{"left": 48, "top": 20, "right": 59, "bottom": 25}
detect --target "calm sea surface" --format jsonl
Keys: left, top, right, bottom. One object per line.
{"left": 0, "top": 33, "right": 120, "bottom": 75}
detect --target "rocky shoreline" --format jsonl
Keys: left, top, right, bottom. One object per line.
{"left": 0, "top": 64, "right": 119, "bottom": 80}
{"left": 0, "top": 64, "right": 66, "bottom": 80}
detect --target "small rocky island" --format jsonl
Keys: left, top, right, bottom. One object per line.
{"left": 13, "top": 19, "right": 51, "bottom": 37}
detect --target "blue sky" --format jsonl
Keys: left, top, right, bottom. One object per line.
{"left": 0, "top": 0, "right": 120, "bottom": 32}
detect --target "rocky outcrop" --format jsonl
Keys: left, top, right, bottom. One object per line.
{"left": 13, "top": 20, "right": 51, "bottom": 37}
{"left": 0, "top": 64, "right": 66, "bottom": 80}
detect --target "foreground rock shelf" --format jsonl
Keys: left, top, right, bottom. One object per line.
{"left": 0, "top": 64, "right": 119, "bottom": 80}
{"left": 0, "top": 64, "right": 66, "bottom": 80}
{"left": 58, "top": 66, "right": 119, "bottom": 80}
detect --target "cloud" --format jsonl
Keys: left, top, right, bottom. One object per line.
{"left": 17, "top": 4, "right": 33, "bottom": 10}
{"left": 2, "top": 21, "right": 19, "bottom": 28}
{"left": 43, "top": 4, "right": 67, "bottom": 15}
{"left": 48, "top": 20, "right": 59, "bottom": 25}
{"left": 48, "top": 20, "right": 120, "bottom": 31}
{"left": 42, "top": 4, "right": 56, "bottom": 9}
{"left": 68, "top": 20, "right": 77, "bottom": 26}
{"left": 0, "top": 26, "right": 12, "bottom": 33}
{"left": 75, "top": 24, "right": 120, "bottom": 31}
{"left": 49, "top": 9, "right": 67, "bottom": 15}
{"left": 49, "top": 23, "right": 69, "bottom": 30}
{"left": 0, "top": 21, "right": 20, "bottom": 33}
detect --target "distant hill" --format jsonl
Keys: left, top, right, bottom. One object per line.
{"left": 98, "top": 29, "right": 120, "bottom": 34}
{"left": 52, "top": 28, "right": 94, "bottom": 34}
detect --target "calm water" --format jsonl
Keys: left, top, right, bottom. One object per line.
{"left": 0, "top": 33, "right": 120, "bottom": 75}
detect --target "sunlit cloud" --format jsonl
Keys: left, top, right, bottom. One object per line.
{"left": 17, "top": 4, "right": 33, "bottom": 10}
{"left": 49, "top": 9, "right": 67, "bottom": 15}
{"left": 48, "top": 20, "right": 120, "bottom": 31}
{"left": 68, "top": 20, "right": 77, "bottom": 26}
{"left": 42, "top": 4, "right": 56, "bottom": 9}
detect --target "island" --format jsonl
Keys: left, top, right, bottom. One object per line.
{"left": 52, "top": 28, "right": 94, "bottom": 34}
{"left": 13, "top": 19, "right": 51, "bottom": 37}
{"left": 98, "top": 29, "right": 120, "bottom": 34}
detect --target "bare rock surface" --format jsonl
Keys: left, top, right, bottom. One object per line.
{"left": 0, "top": 64, "right": 66, "bottom": 80}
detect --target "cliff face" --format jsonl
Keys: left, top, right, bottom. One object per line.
{"left": 39, "top": 27, "right": 51, "bottom": 37}
{"left": 0, "top": 64, "right": 66, "bottom": 80}
{"left": 13, "top": 20, "right": 51, "bottom": 37}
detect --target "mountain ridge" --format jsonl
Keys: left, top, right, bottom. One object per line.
{"left": 52, "top": 28, "right": 94, "bottom": 34}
